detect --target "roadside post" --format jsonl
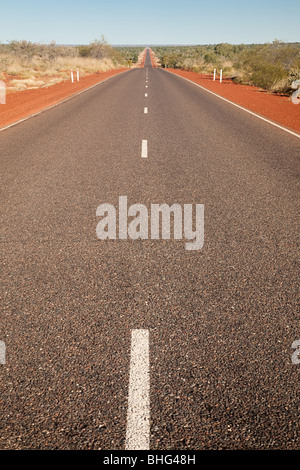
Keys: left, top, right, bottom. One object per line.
{"left": 220, "top": 69, "right": 223, "bottom": 83}
{"left": 71, "top": 69, "right": 74, "bottom": 83}
{"left": 213, "top": 69, "right": 216, "bottom": 81}
{"left": 77, "top": 68, "right": 79, "bottom": 82}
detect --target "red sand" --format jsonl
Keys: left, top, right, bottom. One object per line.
{"left": 0, "top": 68, "right": 128, "bottom": 128}
{"left": 149, "top": 49, "right": 157, "bottom": 68}
{"left": 139, "top": 48, "right": 147, "bottom": 68}
{"left": 166, "top": 69, "right": 300, "bottom": 134}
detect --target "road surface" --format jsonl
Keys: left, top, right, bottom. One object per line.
{"left": 1, "top": 49, "right": 299, "bottom": 450}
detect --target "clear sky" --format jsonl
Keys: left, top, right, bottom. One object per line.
{"left": 1, "top": 0, "right": 299, "bottom": 45}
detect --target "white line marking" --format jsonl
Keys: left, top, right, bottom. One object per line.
{"left": 125, "top": 329, "right": 150, "bottom": 450}
{"left": 0, "top": 69, "right": 132, "bottom": 132}
{"left": 163, "top": 69, "right": 300, "bottom": 139}
{"left": 145, "top": 93, "right": 148, "bottom": 97}
{"left": 144, "top": 107, "right": 148, "bottom": 114}
{"left": 141, "top": 139, "right": 148, "bottom": 158}
{"left": 146, "top": 85, "right": 148, "bottom": 88}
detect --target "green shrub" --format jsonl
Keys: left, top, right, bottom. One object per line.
{"left": 250, "top": 62, "right": 286, "bottom": 89}
{"left": 78, "top": 45, "right": 92, "bottom": 57}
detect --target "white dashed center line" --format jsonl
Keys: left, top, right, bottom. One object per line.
{"left": 144, "top": 107, "right": 148, "bottom": 114}
{"left": 125, "top": 329, "right": 150, "bottom": 450}
{"left": 145, "top": 93, "right": 148, "bottom": 97}
{"left": 141, "top": 140, "right": 148, "bottom": 158}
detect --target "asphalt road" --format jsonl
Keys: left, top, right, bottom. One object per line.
{"left": 1, "top": 49, "right": 299, "bottom": 450}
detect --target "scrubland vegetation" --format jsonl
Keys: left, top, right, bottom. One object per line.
{"left": 0, "top": 39, "right": 144, "bottom": 91}
{"left": 152, "top": 41, "right": 300, "bottom": 94}
{"left": 113, "top": 46, "right": 145, "bottom": 67}
{"left": 2, "top": 38, "right": 298, "bottom": 96}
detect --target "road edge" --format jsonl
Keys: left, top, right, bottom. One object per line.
{"left": 163, "top": 69, "right": 300, "bottom": 139}
{"left": 0, "top": 68, "right": 132, "bottom": 133}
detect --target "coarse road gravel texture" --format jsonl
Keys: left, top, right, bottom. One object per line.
{"left": 1, "top": 49, "right": 299, "bottom": 450}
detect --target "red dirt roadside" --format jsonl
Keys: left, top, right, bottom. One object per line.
{"left": 0, "top": 68, "right": 128, "bottom": 129}
{"left": 166, "top": 69, "right": 300, "bottom": 134}
{"left": 149, "top": 49, "right": 158, "bottom": 68}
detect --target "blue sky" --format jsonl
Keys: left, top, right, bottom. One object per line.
{"left": 1, "top": 0, "right": 299, "bottom": 45}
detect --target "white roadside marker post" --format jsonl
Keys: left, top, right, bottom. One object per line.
{"left": 77, "top": 68, "right": 79, "bottom": 82}
{"left": 71, "top": 69, "right": 74, "bottom": 83}
{"left": 213, "top": 69, "right": 216, "bottom": 81}
{"left": 220, "top": 69, "right": 223, "bottom": 83}
{"left": 0, "top": 80, "right": 6, "bottom": 104}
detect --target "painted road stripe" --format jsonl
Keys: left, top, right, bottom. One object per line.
{"left": 163, "top": 69, "right": 300, "bottom": 139}
{"left": 144, "top": 107, "right": 148, "bottom": 114}
{"left": 125, "top": 329, "right": 150, "bottom": 450}
{"left": 141, "top": 140, "right": 148, "bottom": 158}
{"left": 145, "top": 93, "right": 148, "bottom": 97}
